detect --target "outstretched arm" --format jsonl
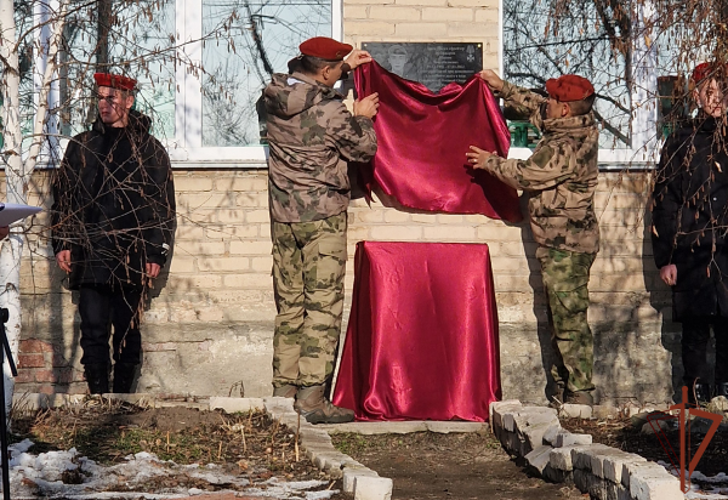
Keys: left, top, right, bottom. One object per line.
{"left": 478, "top": 70, "right": 546, "bottom": 123}
{"left": 467, "top": 144, "right": 570, "bottom": 191}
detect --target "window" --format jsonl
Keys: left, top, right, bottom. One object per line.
{"left": 34, "top": 0, "right": 337, "bottom": 165}
{"left": 50, "top": 0, "right": 177, "bottom": 140}
{"left": 501, "top": 0, "right": 662, "bottom": 167}
{"left": 502, "top": 0, "right": 630, "bottom": 149}
{"left": 175, "top": 0, "right": 337, "bottom": 162}
{"left": 201, "top": 0, "right": 332, "bottom": 147}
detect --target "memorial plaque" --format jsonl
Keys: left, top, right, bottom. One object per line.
{"left": 361, "top": 42, "right": 483, "bottom": 92}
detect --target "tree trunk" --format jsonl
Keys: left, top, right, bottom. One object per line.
{"left": 97, "top": 0, "right": 111, "bottom": 69}
{"left": 0, "top": 0, "right": 27, "bottom": 421}
{"left": 630, "top": 0, "right": 657, "bottom": 155}
{"left": 0, "top": 0, "right": 67, "bottom": 421}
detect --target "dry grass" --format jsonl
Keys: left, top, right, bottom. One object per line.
{"left": 8, "top": 397, "right": 345, "bottom": 493}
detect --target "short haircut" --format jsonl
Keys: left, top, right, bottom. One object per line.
{"left": 299, "top": 55, "right": 340, "bottom": 75}
{"left": 567, "top": 93, "right": 596, "bottom": 116}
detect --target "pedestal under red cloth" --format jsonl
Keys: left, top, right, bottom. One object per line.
{"left": 332, "top": 241, "right": 501, "bottom": 421}
{"left": 353, "top": 62, "right": 522, "bottom": 223}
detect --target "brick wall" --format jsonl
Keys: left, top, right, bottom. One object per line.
{"left": 344, "top": 0, "right": 500, "bottom": 69}
{"left": 12, "top": 166, "right": 674, "bottom": 405}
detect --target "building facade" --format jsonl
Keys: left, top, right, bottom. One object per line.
{"left": 13, "top": 0, "right": 677, "bottom": 407}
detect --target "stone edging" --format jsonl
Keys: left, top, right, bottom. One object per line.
{"left": 14, "top": 393, "right": 394, "bottom": 500}
{"left": 255, "top": 397, "right": 392, "bottom": 500}
{"left": 20, "top": 393, "right": 687, "bottom": 500}
{"left": 490, "top": 400, "right": 684, "bottom": 500}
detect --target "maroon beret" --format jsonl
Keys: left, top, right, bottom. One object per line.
{"left": 299, "top": 37, "right": 353, "bottom": 61}
{"left": 93, "top": 72, "right": 137, "bottom": 91}
{"left": 692, "top": 62, "right": 728, "bottom": 84}
{"left": 545, "top": 74, "right": 594, "bottom": 102}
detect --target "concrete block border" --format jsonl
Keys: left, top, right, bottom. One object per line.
{"left": 14, "top": 393, "right": 392, "bottom": 500}
{"left": 19, "top": 393, "right": 687, "bottom": 500}
{"left": 489, "top": 400, "right": 684, "bottom": 500}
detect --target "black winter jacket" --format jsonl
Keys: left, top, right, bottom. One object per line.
{"left": 651, "top": 114, "right": 728, "bottom": 320}
{"left": 51, "top": 110, "right": 176, "bottom": 290}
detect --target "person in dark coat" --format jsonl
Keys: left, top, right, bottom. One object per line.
{"left": 651, "top": 61, "right": 728, "bottom": 404}
{"left": 51, "top": 72, "right": 175, "bottom": 394}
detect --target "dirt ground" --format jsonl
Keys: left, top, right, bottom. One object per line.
{"left": 10, "top": 400, "right": 348, "bottom": 498}
{"left": 331, "top": 431, "right": 586, "bottom": 500}
{"left": 561, "top": 413, "right": 728, "bottom": 476}
{"left": 8, "top": 400, "right": 591, "bottom": 500}
{"left": 333, "top": 411, "right": 728, "bottom": 499}
{"left": 23, "top": 400, "right": 726, "bottom": 500}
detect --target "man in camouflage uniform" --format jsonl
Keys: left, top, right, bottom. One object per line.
{"left": 264, "top": 36, "right": 379, "bottom": 423}
{"left": 467, "top": 70, "right": 600, "bottom": 406}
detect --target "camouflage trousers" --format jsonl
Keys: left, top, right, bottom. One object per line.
{"left": 271, "top": 212, "right": 347, "bottom": 388}
{"left": 537, "top": 246, "right": 596, "bottom": 393}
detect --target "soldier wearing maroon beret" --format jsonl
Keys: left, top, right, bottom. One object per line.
{"left": 651, "top": 61, "right": 728, "bottom": 404}
{"left": 690, "top": 61, "right": 728, "bottom": 88}
{"left": 51, "top": 72, "right": 175, "bottom": 395}
{"left": 264, "top": 37, "right": 380, "bottom": 423}
{"left": 466, "top": 70, "right": 600, "bottom": 407}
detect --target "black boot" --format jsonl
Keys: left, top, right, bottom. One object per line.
{"left": 84, "top": 364, "right": 109, "bottom": 394}
{"left": 112, "top": 363, "right": 138, "bottom": 393}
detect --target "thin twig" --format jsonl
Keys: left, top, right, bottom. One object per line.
{"left": 295, "top": 413, "right": 300, "bottom": 462}
{"left": 240, "top": 422, "right": 247, "bottom": 454}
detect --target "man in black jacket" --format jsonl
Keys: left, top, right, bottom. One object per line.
{"left": 52, "top": 72, "right": 175, "bottom": 394}
{"left": 651, "top": 62, "right": 728, "bottom": 404}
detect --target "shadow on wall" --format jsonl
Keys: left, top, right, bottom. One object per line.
{"left": 515, "top": 193, "right": 559, "bottom": 403}
{"left": 19, "top": 172, "right": 84, "bottom": 396}
{"left": 511, "top": 177, "right": 676, "bottom": 407}
{"left": 591, "top": 191, "right": 674, "bottom": 406}
{"left": 135, "top": 171, "right": 273, "bottom": 398}
{"left": 593, "top": 178, "right": 674, "bottom": 406}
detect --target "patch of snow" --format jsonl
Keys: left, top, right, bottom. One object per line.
{"left": 305, "top": 492, "right": 338, "bottom": 500}
{"left": 3, "top": 440, "right": 339, "bottom": 499}
{"left": 658, "top": 460, "right": 728, "bottom": 499}
{"left": 244, "top": 478, "right": 336, "bottom": 499}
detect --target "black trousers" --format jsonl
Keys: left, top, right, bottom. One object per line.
{"left": 79, "top": 285, "right": 142, "bottom": 366}
{"left": 682, "top": 317, "right": 728, "bottom": 385}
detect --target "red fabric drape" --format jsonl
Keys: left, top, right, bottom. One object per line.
{"left": 333, "top": 241, "right": 502, "bottom": 421}
{"left": 354, "top": 62, "right": 522, "bottom": 222}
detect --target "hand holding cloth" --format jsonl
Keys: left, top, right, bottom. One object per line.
{"left": 354, "top": 62, "right": 522, "bottom": 222}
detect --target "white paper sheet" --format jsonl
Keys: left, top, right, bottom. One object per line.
{"left": 0, "top": 203, "right": 42, "bottom": 226}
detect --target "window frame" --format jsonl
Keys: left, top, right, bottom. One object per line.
{"left": 170, "top": 0, "right": 342, "bottom": 167}
{"left": 497, "top": 0, "right": 659, "bottom": 171}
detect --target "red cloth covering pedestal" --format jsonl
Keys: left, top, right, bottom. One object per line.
{"left": 332, "top": 241, "right": 501, "bottom": 422}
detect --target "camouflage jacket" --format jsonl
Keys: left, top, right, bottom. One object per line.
{"left": 264, "top": 72, "right": 377, "bottom": 222}
{"left": 483, "top": 81, "right": 600, "bottom": 255}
